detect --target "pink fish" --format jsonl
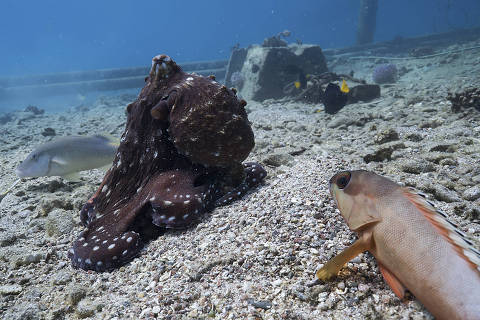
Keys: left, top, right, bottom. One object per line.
{"left": 317, "top": 170, "right": 480, "bottom": 320}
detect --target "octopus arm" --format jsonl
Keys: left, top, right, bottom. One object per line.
{"left": 215, "top": 162, "right": 266, "bottom": 207}
{"left": 148, "top": 169, "right": 215, "bottom": 229}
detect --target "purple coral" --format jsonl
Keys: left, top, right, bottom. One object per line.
{"left": 372, "top": 64, "right": 398, "bottom": 84}
{"left": 230, "top": 71, "right": 245, "bottom": 89}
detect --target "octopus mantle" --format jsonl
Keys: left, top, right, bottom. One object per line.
{"left": 68, "top": 54, "right": 266, "bottom": 271}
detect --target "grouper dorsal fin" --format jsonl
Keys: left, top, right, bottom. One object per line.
{"left": 403, "top": 187, "right": 480, "bottom": 273}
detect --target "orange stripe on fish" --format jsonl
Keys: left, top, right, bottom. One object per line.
{"left": 404, "top": 188, "right": 480, "bottom": 272}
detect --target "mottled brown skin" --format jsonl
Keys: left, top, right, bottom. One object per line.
{"left": 69, "top": 55, "right": 266, "bottom": 272}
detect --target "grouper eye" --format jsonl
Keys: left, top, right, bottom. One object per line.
{"left": 336, "top": 171, "right": 351, "bottom": 189}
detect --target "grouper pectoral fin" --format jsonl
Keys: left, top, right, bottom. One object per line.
{"left": 316, "top": 231, "right": 372, "bottom": 281}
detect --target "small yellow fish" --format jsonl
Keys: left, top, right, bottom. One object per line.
{"left": 294, "top": 81, "right": 301, "bottom": 89}
{"left": 340, "top": 79, "right": 349, "bottom": 93}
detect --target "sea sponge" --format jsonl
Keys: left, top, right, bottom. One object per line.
{"left": 372, "top": 64, "right": 398, "bottom": 84}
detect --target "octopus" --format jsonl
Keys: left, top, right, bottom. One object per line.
{"left": 68, "top": 54, "right": 266, "bottom": 271}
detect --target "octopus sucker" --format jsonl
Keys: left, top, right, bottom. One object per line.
{"left": 69, "top": 54, "right": 266, "bottom": 272}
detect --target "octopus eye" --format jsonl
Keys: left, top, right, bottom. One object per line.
{"left": 335, "top": 171, "right": 351, "bottom": 189}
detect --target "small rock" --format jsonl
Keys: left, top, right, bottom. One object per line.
{"left": 272, "top": 279, "right": 283, "bottom": 287}
{"left": 327, "top": 116, "right": 356, "bottom": 129}
{"left": 432, "top": 185, "right": 461, "bottom": 203}
{"left": 472, "top": 174, "right": 480, "bottom": 184}
{"left": 3, "top": 303, "right": 41, "bottom": 320}
{"left": 0, "top": 284, "right": 23, "bottom": 296}
{"left": 400, "top": 160, "right": 435, "bottom": 174}
{"left": 76, "top": 299, "right": 99, "bottom": 318}
{"left": 405, "top": 133, "right": 423, "bottom": 142}
{"left": 263, "top": 152, "right": 294, "bottom": 167}
{"left": 424, "top": 152, "right": 453, "bottom": 164}
{"left": 37, "top": 196, "right": 73, "bottom": 216}
{"left": 439, "top": 158, "right": 457, "bottom": 166}
{"left": 429, "top": 143, "right": 456, "bottom": 153}
{"left": 45, "top": 209, "right": 75, "bottom": 237}
{"left": 0, "top": 232, "right": 17, "bottom": 247}
{"left": 151, "top": 305, "right": 161, "bottom": 314}
{"left": 357, "top": 283, "right": 370, "bottom": 292}
{"left": 66, "top": 285, "right": 87, "bottom": 306}
{"left": 41, "top": 127, "right": 56, "bottom": 137}
{"left": 52, "top": 270, "right": 72, "bottom": 285}
{"left": 419, "top": 118, "right": 443, "bottom": 128}
{"left": 363, "top": 142, "right": 405, "bottom": 163}
{"left": 374, "top": 128, "right": 399, "bottom": 144}
{"left": 48, "top": 307, "right": 67, "bottom": 320}
{"left": 247, "top": 299, "right": 272, "bottom": 310}
{"left": 11, "top": 251, "right": 46, "bottom": 268}
{"left": 462, "top": 186, "right": 480, "bottom": 201}
{"left": 18, "top": 209, "right": 33, "bottom": 219}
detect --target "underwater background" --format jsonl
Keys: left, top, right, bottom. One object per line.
{"left": 1, "top": 0, "right": 480, "bottom": 112}
{"left": 1, "top": 0, "right": 480, "bottom": 76}
{"left": 1, "top": 1, "right": 480, "bottom": 318}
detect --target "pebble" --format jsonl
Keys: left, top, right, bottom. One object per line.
{"left": 11, "top": 251, "right": 46, "bottom": 268}
{"left": 462, "top": 185, "right": 480, "bottom": 201}
{"left": 41, "top": 127, "right": 56, "bottom": 136}
{"left": 263, "top": 152, "right": 294, "bottom": 167}
{"left": 140, "top": 308, "right": 152, "bottom": 318}
{"left": 18, "top": 209, "right": 33, "bottom": 219}
{"left": 432, "top": 185, "right": 461, "bottom": 203}
{"left": 357, "top": 283, "right": 370, "bottom": 292}
{"left": 363, "top": 142, "right": 405, "bottom": 163}
{"left": 374, "top": 128, "right": 399, "bottom": 144}
{"left": 247, "top": 299, "right": 272, "bottom": 310}
{"left": 400, "top": 160, "right": 435, "bottom": 174}
{"left": 45, "top": 209, "right": 75, "bottom": 237}
{"left": 66, "top": 285, "right": 87, "bottom": 306}
{"left": 0, "top": 284, "right": 23, "bottom": 296}
{"left": 0, "top": 232, "right": 17, "bottom": 247}
{"left": 76, "top": 299, "right": 100, "bottom": 318}
{"left": 272, "top": 279, "right": 283, "bottom": 286}
{"left": 327, "top": 116, "right": 356, "bottom": 129}
{"left": 52, "top": 270, "right": 72, "bottom": 285}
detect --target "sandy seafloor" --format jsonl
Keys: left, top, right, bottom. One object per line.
{"left": 1, "top": 39, "right": 480, "bottom": 320}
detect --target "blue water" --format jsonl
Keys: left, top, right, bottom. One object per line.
{"left": 0, "top": 0, "right": 479, "bottom": 112}
{"left": 1, "top": 0, "right": 479, "bottom": 76}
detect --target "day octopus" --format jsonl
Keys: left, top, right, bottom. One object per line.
{"left": 68, "top": 54, "right": 266, "bottom": 271}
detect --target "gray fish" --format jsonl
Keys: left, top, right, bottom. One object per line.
{"left": 16, "top": 135, "right": 118, "bottom": 180}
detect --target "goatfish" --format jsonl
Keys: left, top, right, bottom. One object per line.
{"left": 317, "top": 170, "right": 480, "bottom": 320}
{"left": 16, "top": 135, "right": 118, "bottom": 181}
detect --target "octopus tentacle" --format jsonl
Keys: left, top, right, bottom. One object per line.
{"left": 215, "top": 162, "right": 267, "bottom": 207}
{"left": 70, "top": 169, "right": 216, "bottom": 271}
